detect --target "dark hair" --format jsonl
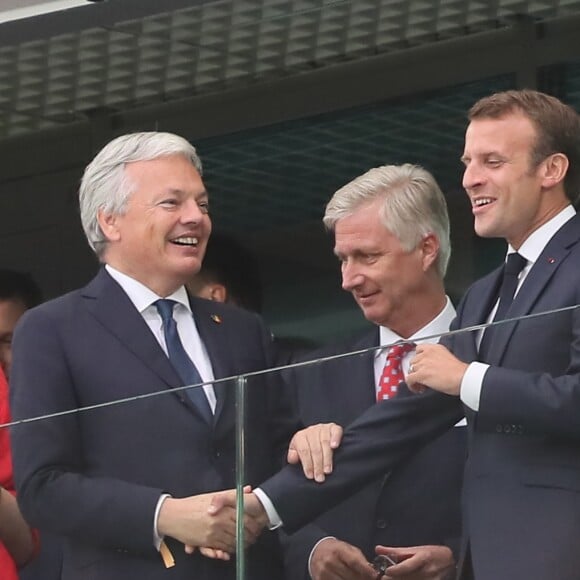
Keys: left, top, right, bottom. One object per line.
{"left": 196, "top": 233, "right": 263, "bottom": 313}
{"left": 0, "top": 269, "right": 43, "bottom": 309}
{"left": 469, "top": 89, "right": 580, "bottom": 202}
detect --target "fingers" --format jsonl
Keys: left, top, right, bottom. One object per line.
{"left": 287, "top": 423, "right": 342, "bottom": 482}
{"left": 329, "top": 423, "right": 343, "bottom": 449}
{"left": 311, "top": 538, "right": 376, "bottom": 580}
{"left": 375, "top": 545, "right": 454, "bottom": 579}
{"left": 207, "top": 488, "right": 237, "bottom": 515}
{"left": 319, "top": 423, "right": 343, "bottom": 480}
{"left": 198, "top": 546, "right": 231, "bottom": 560}
{"left": 287, "top": 430, "right": 312, "bottom": 476}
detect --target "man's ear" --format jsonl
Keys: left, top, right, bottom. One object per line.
{"left": 97, "top": 209, "right": 121, "bottom": 242}
{"left": 541, "top": 152, "right": 569, "bottom": 189}
{"left": 420, "top": 232, "right": 440, "bottom": 271}
{"left": 208, "top": 283, "right": 228, "bottom": 303}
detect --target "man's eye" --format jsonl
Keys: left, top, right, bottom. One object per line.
{"left": 486, "top": 159, "right": 504, "bottom": 167}
{"left": 159, "top": 199, "right": 179, "bottom": 207}
{"left": 199, "top": 201, "right": 209, "bottom": 214}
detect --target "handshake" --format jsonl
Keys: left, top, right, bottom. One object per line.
{"left": 157, "top": 487, "right": 269, "bottom": 560}
{"left": 156, "top": 422, "right": 344, "bottom": 559}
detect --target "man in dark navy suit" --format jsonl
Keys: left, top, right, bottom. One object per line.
{"left": 9, "top": 132, "right": 297, "bottom": 580}
{"left": 281, "top": 164, "right": 466, "bottom": 580}
{"left": 231, "top": 90, "right": 580, "bottom": 580}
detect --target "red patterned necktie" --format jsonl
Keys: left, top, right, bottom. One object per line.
{"left": 377, "top": 343, "right": 415, "bottom": 401}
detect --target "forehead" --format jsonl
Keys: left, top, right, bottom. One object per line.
{"left": 464, "top": 112, "right": 537, "bottom": 155}
{"left": 125, "top": 155, "right": 205, "bottom": 193}
{"left": 334, "top": 200, "right": 397, "bottom": 252}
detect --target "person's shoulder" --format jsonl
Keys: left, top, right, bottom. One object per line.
{"left": 290, "top": 327, "right": 376, "bottom": 364}
{"left": 16, "top": 287, "right": 84, "bottom": 333}
{"left": 189, "top": 294, "right": 265, "bottom": 327}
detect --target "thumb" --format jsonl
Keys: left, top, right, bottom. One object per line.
{"left": 208, "top": 489, "right": 235, "bottom": 515}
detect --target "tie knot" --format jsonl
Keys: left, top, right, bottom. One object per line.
{"left": 154, "top": 299, "right": 177, "bottom": 324}
{"left": 387, "top": 342, "right": 415, "bottom": 361}
{"left": 505, "top": 252, "right": 527, "bottom": 276}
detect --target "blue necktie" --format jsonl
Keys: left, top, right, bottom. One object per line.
{"left": 479, "top": 252, "right": 527, "bottom": 360}
{"left": 155, "top": 299, "right": 212, "bottom": 423}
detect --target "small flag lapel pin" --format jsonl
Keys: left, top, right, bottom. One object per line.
{"left": 211, "top": 314, "right": 222, "bottom": 324}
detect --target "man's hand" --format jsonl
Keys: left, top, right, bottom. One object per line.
{"left": 183, "top": 487, "right": 268, "bottom": 558}
{"left": 311, "top": 537, "right": 376, "bottom": 580}
{"left": 208, "top": 489, "right": 268, "bottom": 542}
{"left": 406, "top": 344, "right": 468, "bottom": 397}
{"left": 375, "top": 545, "right": 455, "bottom": 580}
{"left": 158, "top": 491, "right": 239, "bottom": 553}
{"left": 287, "top": 423, "right": 343, "bottom": 482}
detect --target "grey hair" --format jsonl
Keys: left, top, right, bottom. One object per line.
{"left": 323, "top": 164, "right": 451, "bottom": 278}
{"left": 79, "top": 131, "right": 203, "bottom": 258}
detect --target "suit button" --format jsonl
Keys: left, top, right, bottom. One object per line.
{"left": 503, "top": 424, "right": 511, "bottom": 434}
{"left": 495, "top": 424, "right": 503, "bottom": 433}
{"left": 376, "top": 519, "right": 387, "bottom": 529}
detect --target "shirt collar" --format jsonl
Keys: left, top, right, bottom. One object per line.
{"left": 376, "top": 296, "right": 456, "bottom": 360}
{"left": 105, "top": 265, "right": 192, "bottom": 314}
{"left": 509, "top": 205, "right": 576, "bottom": 264}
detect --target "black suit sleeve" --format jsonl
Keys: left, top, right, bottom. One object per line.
{"left": 260, "top": 390, "right": 462, "bottom": 533}
{"left": 10, "top": 307, "right": 163, "bottom": 552}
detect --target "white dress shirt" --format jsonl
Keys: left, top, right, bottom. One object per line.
{"left": 105, "top": 265, "right": 216, "bottom": 548}
{"left": 460, "top": 205, "right": 576, "bottom": 411}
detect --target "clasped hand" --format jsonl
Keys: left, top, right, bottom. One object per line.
{"left": 158, "top": 486, "right": 268, "bottom": 560}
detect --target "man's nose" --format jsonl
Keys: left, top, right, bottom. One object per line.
{"left": 462, "top": 162, "right": 484, "bottom": 191}
{"left": 181, "top": 198, "right": 205, "bottom": 223}
{"left": 341, "top": 262, "right": 363, "bottom": 291}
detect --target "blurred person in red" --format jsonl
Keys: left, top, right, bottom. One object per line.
{"left": 0, "top": 367, "right": 36, "bottom": 579}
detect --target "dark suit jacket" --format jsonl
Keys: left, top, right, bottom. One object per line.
{"left": 261, "top": 213, "right": 580, "bottom": 580}
{"left": 10, "top": 268, "right": 297, "bottom": 580}
{"left": 282, "top": 330, "right": 466, "bottom": 579}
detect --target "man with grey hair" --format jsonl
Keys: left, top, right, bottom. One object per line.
{"left": 225, "top": 89, "right": 580, "bottom": 580}
{"left": 280, "top": 164, "right": 465, "bottom": 580}
{"left": 9, "top": 131, "right": 297, "bottom": 580}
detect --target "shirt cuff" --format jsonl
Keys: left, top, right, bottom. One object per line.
{"left": 308, "top": 537, "right": 336, "bottom": 578}
{"left": 153, "top": 493, "right": 171, "bottom": 550}
{"left": 460, "top": 361, "right": 489, "bottom": 411}
{"left": 253, "top": 488, "right": 282, "bottom": 529}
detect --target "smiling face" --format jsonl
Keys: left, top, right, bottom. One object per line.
{"left": 334, "top": 199, "right": 442, "bottom": 336}
{"left": 461, "top": 111, "right": 569, "bottom": 248}
{"left": 98, "top": 154, "right": 211, "bottom": 296}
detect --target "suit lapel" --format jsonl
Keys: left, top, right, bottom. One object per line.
{"left": 487, "top": 214, "right": 580, "bottom": 363}
{"left": 82, "top": 269, "right": 182, "bottom": 392}
{"left": 343, "top": 329, "right": 380, "bottom": 416}
{"left": 444, "top": 270, "right": 501, "bottom": 364}
{"left": 189, "top": 297, "right": 233, "bottom": 426}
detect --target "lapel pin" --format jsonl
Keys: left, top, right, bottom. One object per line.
{"left": 211, "top": 314, "right": 222, "bottom": 324}
{"left": 548, "top": 257, "right": 556, "bottom": 264}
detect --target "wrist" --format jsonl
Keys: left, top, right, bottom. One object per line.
{"left": 157, "top": 497, "right": 178, "bottom": 538}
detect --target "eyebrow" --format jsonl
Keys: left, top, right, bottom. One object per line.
{"left": 164, "top": 188, "right": 209, "bottom": 198}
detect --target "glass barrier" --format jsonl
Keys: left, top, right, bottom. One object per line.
{"left": 2, "top": 304, "right": 578, "bottom": 579}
